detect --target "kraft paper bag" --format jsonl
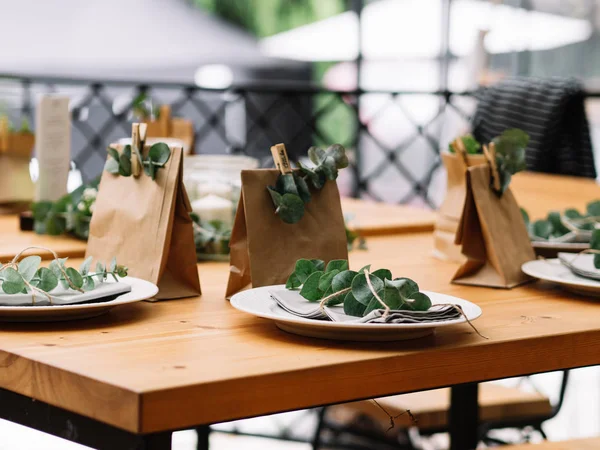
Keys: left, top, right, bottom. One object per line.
{"left": 225, "top": 169, "right": 348, "bottom": 298}
{"left": 86, "top": 144, "right": 201, "bottom": 300}
{"left": 452, "top": 164, "right": 535, "bottom": 288}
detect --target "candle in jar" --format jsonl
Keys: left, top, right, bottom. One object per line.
{"left": 191, "top": 194, "right": 233, "bottom": 227}
{"left": 196, "top": 181, "right": 232, "bottom": 199}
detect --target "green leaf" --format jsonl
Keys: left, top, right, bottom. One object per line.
{"left": 276, "top": 193, "right": 305, "bottom": 224}
{"left": 123, "top": 144, "right": 132, "bottom": 159}
{"left": 276, "top": 173, "right": 299, "bottom": 197}
{"left": 325, "top": 259, "right": 349, "bottom": 273}
{"left": 148, "top": 143, "right": 171, "bottom": 166}
{"left": 95, "top": 262, "right": 106, "bottom": 283}
{"left": 406, "top": 292, "right": 432, "bottom": 311}
{"left": 2, "top": 268, "right": 25, "bottom": 294}
{"left": 119, "top": 153, "right": 132, "bottom": 176}
{"left": 65, "top": 267, "right": 84, "bottom": 289}
{"left": 327, "top": 144, "right": 349, "bottom": 168}
{"left": 299, "top": 271, "right": 324, "bottom": 301}
{"left": 36, "top": 267, "right": 58, "bottom": 292}
{"left": 109, "top": 257, "right": 117, "bottom": 273}
{"left": 108, "top": 147, "right": 120, "bottom": 162}
{"left": 371, "top": 268, "right": 392, "bottom": 281}
{"left": 83, "top": 276, "right": 96, "bottom": 291}
{"left": 331, "top": 270, "right": 357, "bottom": 292}
{"left": 311, "top": 259, "right": 325, "bottom": 271}
{"left": 319, "top": 157, "right": 338, "bottom": 180}
{"left": 285, "top": 273, "right": 301, "bottom": 289}
{"left": 587, "top": 200, "right": 600, "bottom": 217}
{"left": 564, "top": 208, "right": 583, "bottom": 219}
{"left": 104, "top": 158, "right": 120, "bottom": 174}
{"left": 308, "top": 146, "right": 326, "bottom": 165}
{"left": 80, "top": 256, "right": 93, "bottom": 276}
{"left": 318, "top": 269, "right": 339, "bottom": 292}
{"left": 358, "top": 264, "right": 371, "bottom": 273}
{"left": 547, "top": 212, "right": 569, "bottom": 236}
{"left": 18, "top": 255, "right": 41, "bottom": 282}
{"left": 292, "top": 259, "right": 317, "bottom": 284}
{"left": 520, "top": 208, "right": 530, "bottom": 226}
{"left": 267, "top": 187, "right": 282, "bottom": 207}
{"left": 388, "top": 277, "right": 420, "bottom": 298}
{"left": 293, "top": 173, "right": 311, "bottom": 203}
{"left": 343, "top": 291, "right": 367, "bottom": 317}
{"left": 351, "top": 272, "right": 384, "bottom": 306}
{"left": 591, "top": 229, "right": 600, "bottom": 269}
{"left": 532, "top": 220, "right": 553, "bottom": 239}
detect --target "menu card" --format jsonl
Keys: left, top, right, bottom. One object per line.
{"left": 34, "top": 95, "right": 70, "bottom": 202}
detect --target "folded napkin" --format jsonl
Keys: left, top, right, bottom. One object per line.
{"left": 0, "top": 282, "right": 132, "bottom": 307}
{"left": 270, "top": 289, "right": 462, "bottom": 324}
{"left": 558, "top": 252, "right": 600, "bottom": 281}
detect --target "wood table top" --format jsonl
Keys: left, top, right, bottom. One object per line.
{"left": 0, "top": 172, "right": 599, "bottom": 434}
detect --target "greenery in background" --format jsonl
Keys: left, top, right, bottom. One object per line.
{"left": 32, "top": 181, "right": 100, "bottom": 240}
{"left": 268, "top": 144, "right": 348, "bottom": 223}
{"left": 449, "top": 129, "right": 529, "bottom": 196}
{"left": 194, "top": 0, "right": 353, "bottom": 158}
{"left": 190, "top": 214, "right": 231, "bottom": 258}
{"left": 286, "top": 258, "right": 431, "bottom": 317}
{"left": 105, "top": 143, "right": 171, "bottom": 180}
{"left": 521, "top": 200, "right": 600, "bottom": 241}
{"left": 0, "top": 251, "right": 127, "bottom": 303}
{"left": 131, "top": 93, "right": 160, "bottom": 121}
{"left": 0, "top": 114, "right": 32, "bottom": 134}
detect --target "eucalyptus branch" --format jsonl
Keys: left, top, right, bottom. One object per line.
{"left": 364, "top": 268, "right": 390, "bottom": 318}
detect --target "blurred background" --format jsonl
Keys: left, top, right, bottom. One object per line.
{"left": 3, "top": 0, "right": 600, "bottom": 210}
{"left": 1, "top": 0, "right": 600, "bottom": 449}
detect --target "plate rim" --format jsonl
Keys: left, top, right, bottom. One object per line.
{"left": 230, "top": 285, "right": 482, "bottom": 330}
{"left": 0, "top": 276, "right": 158, "bottom": 312}
{"left": 522, "top": 258, "right": 600, "bottom": 289}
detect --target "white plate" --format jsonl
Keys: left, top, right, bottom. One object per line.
{"left": 230, "top": 285, "right": 482, "bottom": 341}
{"left": 522, "top": 258, "right": 600, "bottom": 297}
{"left": 0, "top": 277, "right": 158, "bottom": 322}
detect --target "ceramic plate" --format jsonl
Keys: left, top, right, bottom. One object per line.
{"left": 0, "top": 277, "right": 158, "bottom": 322}
{"left": 230, "top": 285, "right": 482, "bottom": 341}
{"left": 522, "top": 258, "right": 600, "bottom": 297}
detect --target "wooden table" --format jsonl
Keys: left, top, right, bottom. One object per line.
{"left": 0, "top": 173, "right": 599, "bottom": 450}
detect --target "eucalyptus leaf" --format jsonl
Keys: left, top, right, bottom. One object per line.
{"left": 36, "top": 268, "right": 58, "bottom": 292}
{"left": 109, "top": 257, "right": 117, "bottom": 273}
{"left": 299, "top": 271, "right": 324, "bottom": 301}
{"left": 276, "top": 193, "right": 305, "bottom": 224}
{"left": 119, "top": 153, "right": 132, "bottom": 176}
{"left": 294, "top": 173, "right": 311, "bottom": 203}
{"left": 80, "top": 256, "right": 93, "bottom": 276}
{"left": 291, "top": 259, "right": 317, "bottom": 284}
{"left": 2, "top": 268, "right": 25, "bottom": 294}
{"left": 587, "top": 200, "right": 600, "bottom": 217}
{"left": 104, "top": 158, "right": 120, "bottom": 174}
{"left": 148, "top": 142, "right": 171, "bottom": 166}
{"left": 532, "top": 220, "right": 552, "bottom": 239}
{"left": 326, "top": 259, "right": 349, "bottom": 273}
{"left": 83, "top": 276, "right": 96, "bottom": 291}
{"left": 371, "top": 268, "right": 392, "bottom": 281}
{"left": 65, "top": 267, "right": 84, "bottom": 289}
{"left": 318, "top": 269, "right": 339, "bottom": 291}
{"left": 351, "top": 272, "right": 384, "bottom": 306}
{"left": 311, "top": 259, "right": 325, "bottom": 271}
{"left": 108, "top": 147, "right": 120, "bottom": 162}
{"left": 286, "top": 273, "right": 301, "bottom": 289}
{"left": 343, "top": 291, "right": 367, "bottom": 317}
{"left": 18, "top": 255, "right": 41, "bottom": 282}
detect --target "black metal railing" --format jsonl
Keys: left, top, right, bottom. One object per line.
{"left": 0, "top": 74, "right": 477, "bottom": 207}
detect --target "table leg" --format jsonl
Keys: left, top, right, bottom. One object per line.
{"left": 449, "top": 383, "right": 479, "bottom": 450}
{"left": 196, "top": 426, "right": 210, "bottom": 450}
{"left": 137, "top": 432, "right": 172, "bottom": 450}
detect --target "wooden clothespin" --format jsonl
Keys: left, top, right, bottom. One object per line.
{"left": 270, "top": 143, "right": 292, "bottom": 174}
{"left": 452, "top": 137, "right": 469, "bottom": 168}
{"left": 131, "top": 123, "right": 142, "bottom": 177}
{"left": 483, "top": 142, "right": 501, "bottom": 192}
{"left": 0, "top": 116, "right": 9, "bottom": 153}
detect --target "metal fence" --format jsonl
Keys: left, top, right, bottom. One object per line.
{"left": 0, "top": 74, "right": 476, "bottom": 208}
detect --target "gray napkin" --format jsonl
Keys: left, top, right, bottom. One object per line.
{"left": 270, "top": 289, "right": 461, "bottom": 324}
{"left": 558, "top": 252, "right": 600, "bottom": 281}
{"left": 0, "top": 282, "right": 132, "bottom": 307}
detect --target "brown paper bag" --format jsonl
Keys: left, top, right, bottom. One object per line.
{"left": 226, "top": 169, "right": 348, "bottom": 297}
{"left": 86, "top": 144, "right": 201, "bottom": 299}
{"left": 452, "top": 164, "right": 535, "bottom": 288}
{"left": 144, "top": 105, "right": 195, "bottom": 154}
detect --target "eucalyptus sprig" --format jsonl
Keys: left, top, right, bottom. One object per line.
{"left": 448, "top": 134, "right": 480, "bottom": 154}
{"left": 522, "top": 200, "right": 600, "bottom": 241}
{"left": 104, "top": 142, "right": 171, "bottom": 180}
{"left": 268, "top": 144, "right": 348, "bottom": 224}
{"left": 31, "top": 180, "right": 99, "bottom": 240}
{"left": 285, "top": 258, "right": 431, "bottom": 318}
{"left": 491, "top": 129, "right": 529, "bottom": 195}
{"left": 0, "top": 247, "right": 127, "bottom": 305}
